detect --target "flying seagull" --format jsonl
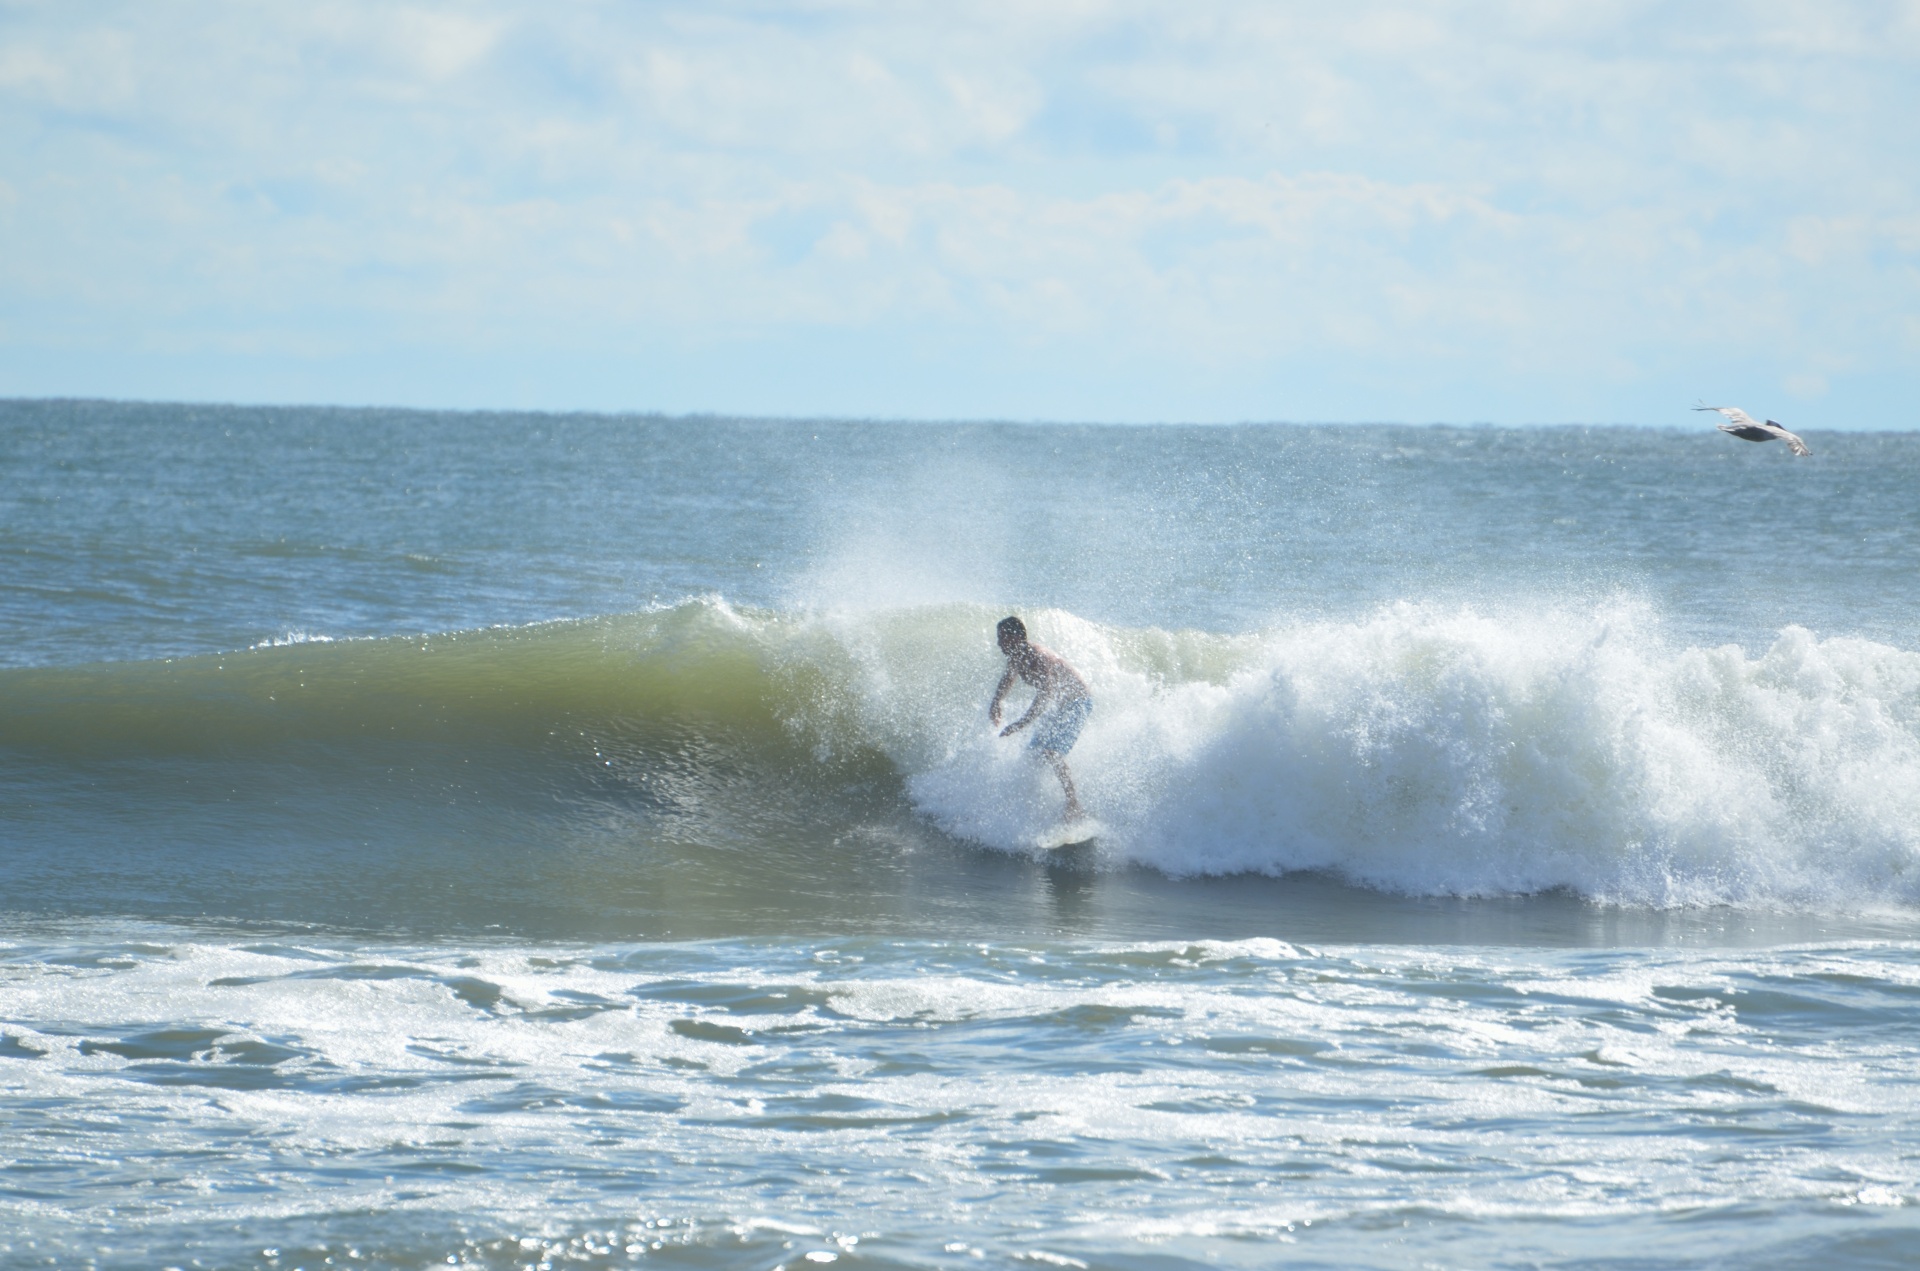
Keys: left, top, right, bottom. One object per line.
{"left": 1693, "top": 405, "right": 1811, "bottom": 456}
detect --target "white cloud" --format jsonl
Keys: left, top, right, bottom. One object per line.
{"left": 0, "top": 0, "right": 1915, "bottom": 423}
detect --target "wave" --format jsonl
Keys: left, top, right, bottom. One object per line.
{"left": 5, "top": 598, "right": 1919, "bottom": 909}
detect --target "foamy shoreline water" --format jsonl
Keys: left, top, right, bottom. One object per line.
{"left": 5, "top": 923, "right": 1919, "bottom": 1270}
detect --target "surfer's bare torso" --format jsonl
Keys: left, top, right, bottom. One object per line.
{"left": 990, "top": 642, "right": 1090, "bottom": 736}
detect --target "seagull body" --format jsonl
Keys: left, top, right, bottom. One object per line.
{"left": 1693, "top": 405, "right": 1811, "bottom": 456}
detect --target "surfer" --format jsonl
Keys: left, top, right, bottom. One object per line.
{"left": 988, "top": 616, "right": 1092, "bottom": 822}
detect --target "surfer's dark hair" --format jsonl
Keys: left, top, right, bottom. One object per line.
{"left": 996, "top": 616, "right": 1027, "bottom": 645}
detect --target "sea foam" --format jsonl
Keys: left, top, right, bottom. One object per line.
{"left": 882, "top": 601, "right": 1920, "bottom": 908}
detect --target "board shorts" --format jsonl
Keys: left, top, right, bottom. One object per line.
{"left": 1029, "top": 694, "right": 1093, "bottom": 756}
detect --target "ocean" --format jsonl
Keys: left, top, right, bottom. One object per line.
{"left": 2, "top": 398, "right": 1918, "bottom": 1269}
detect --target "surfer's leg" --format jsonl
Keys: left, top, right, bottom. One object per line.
{"left": 1042, "top": 750, "right": 1083, "bottom": 822}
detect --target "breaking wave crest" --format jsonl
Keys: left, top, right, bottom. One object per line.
{"left": 5, "top": 598, "right": 1918, "bottom": 909}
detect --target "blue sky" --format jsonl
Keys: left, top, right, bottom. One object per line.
{"left": 1, "top": 1, "right": 1916, "bottom": 425}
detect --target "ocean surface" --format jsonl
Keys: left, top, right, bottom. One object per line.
{"left": 3, "top": 398, "right": 1919, "bottom": 1269}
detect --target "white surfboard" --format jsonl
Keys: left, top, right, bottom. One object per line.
{"left": 1034, "top": 820, "right": 1103, "bottom": 851}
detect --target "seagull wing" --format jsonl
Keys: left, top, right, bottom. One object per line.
{"left": 1765, "top": 421, "right": 1811, "bottom": 456}
{"left": 1694, "top": 404, "right": 1761, "bottom": 428}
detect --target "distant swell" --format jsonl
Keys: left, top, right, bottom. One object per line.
{"left": 6, "top": 598, "right": 1918, "bottom": 910}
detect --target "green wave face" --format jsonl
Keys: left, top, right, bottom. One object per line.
{"left": 0, "top": 599, "right": 1075, "bottom": 940}
{"left": 0, "top": 604, "right": 798, "bottom": 754}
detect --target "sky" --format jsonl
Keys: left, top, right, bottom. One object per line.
{"left": 1, "top": 0, "right": 1917, "bottom": 426}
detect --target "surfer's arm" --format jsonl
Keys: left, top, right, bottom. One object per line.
{"left": 1000, "top": 682, "right": 1053, "bottom": 736}
{"left": 987, "top": 667, "right": 1018, "bottom": 727}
